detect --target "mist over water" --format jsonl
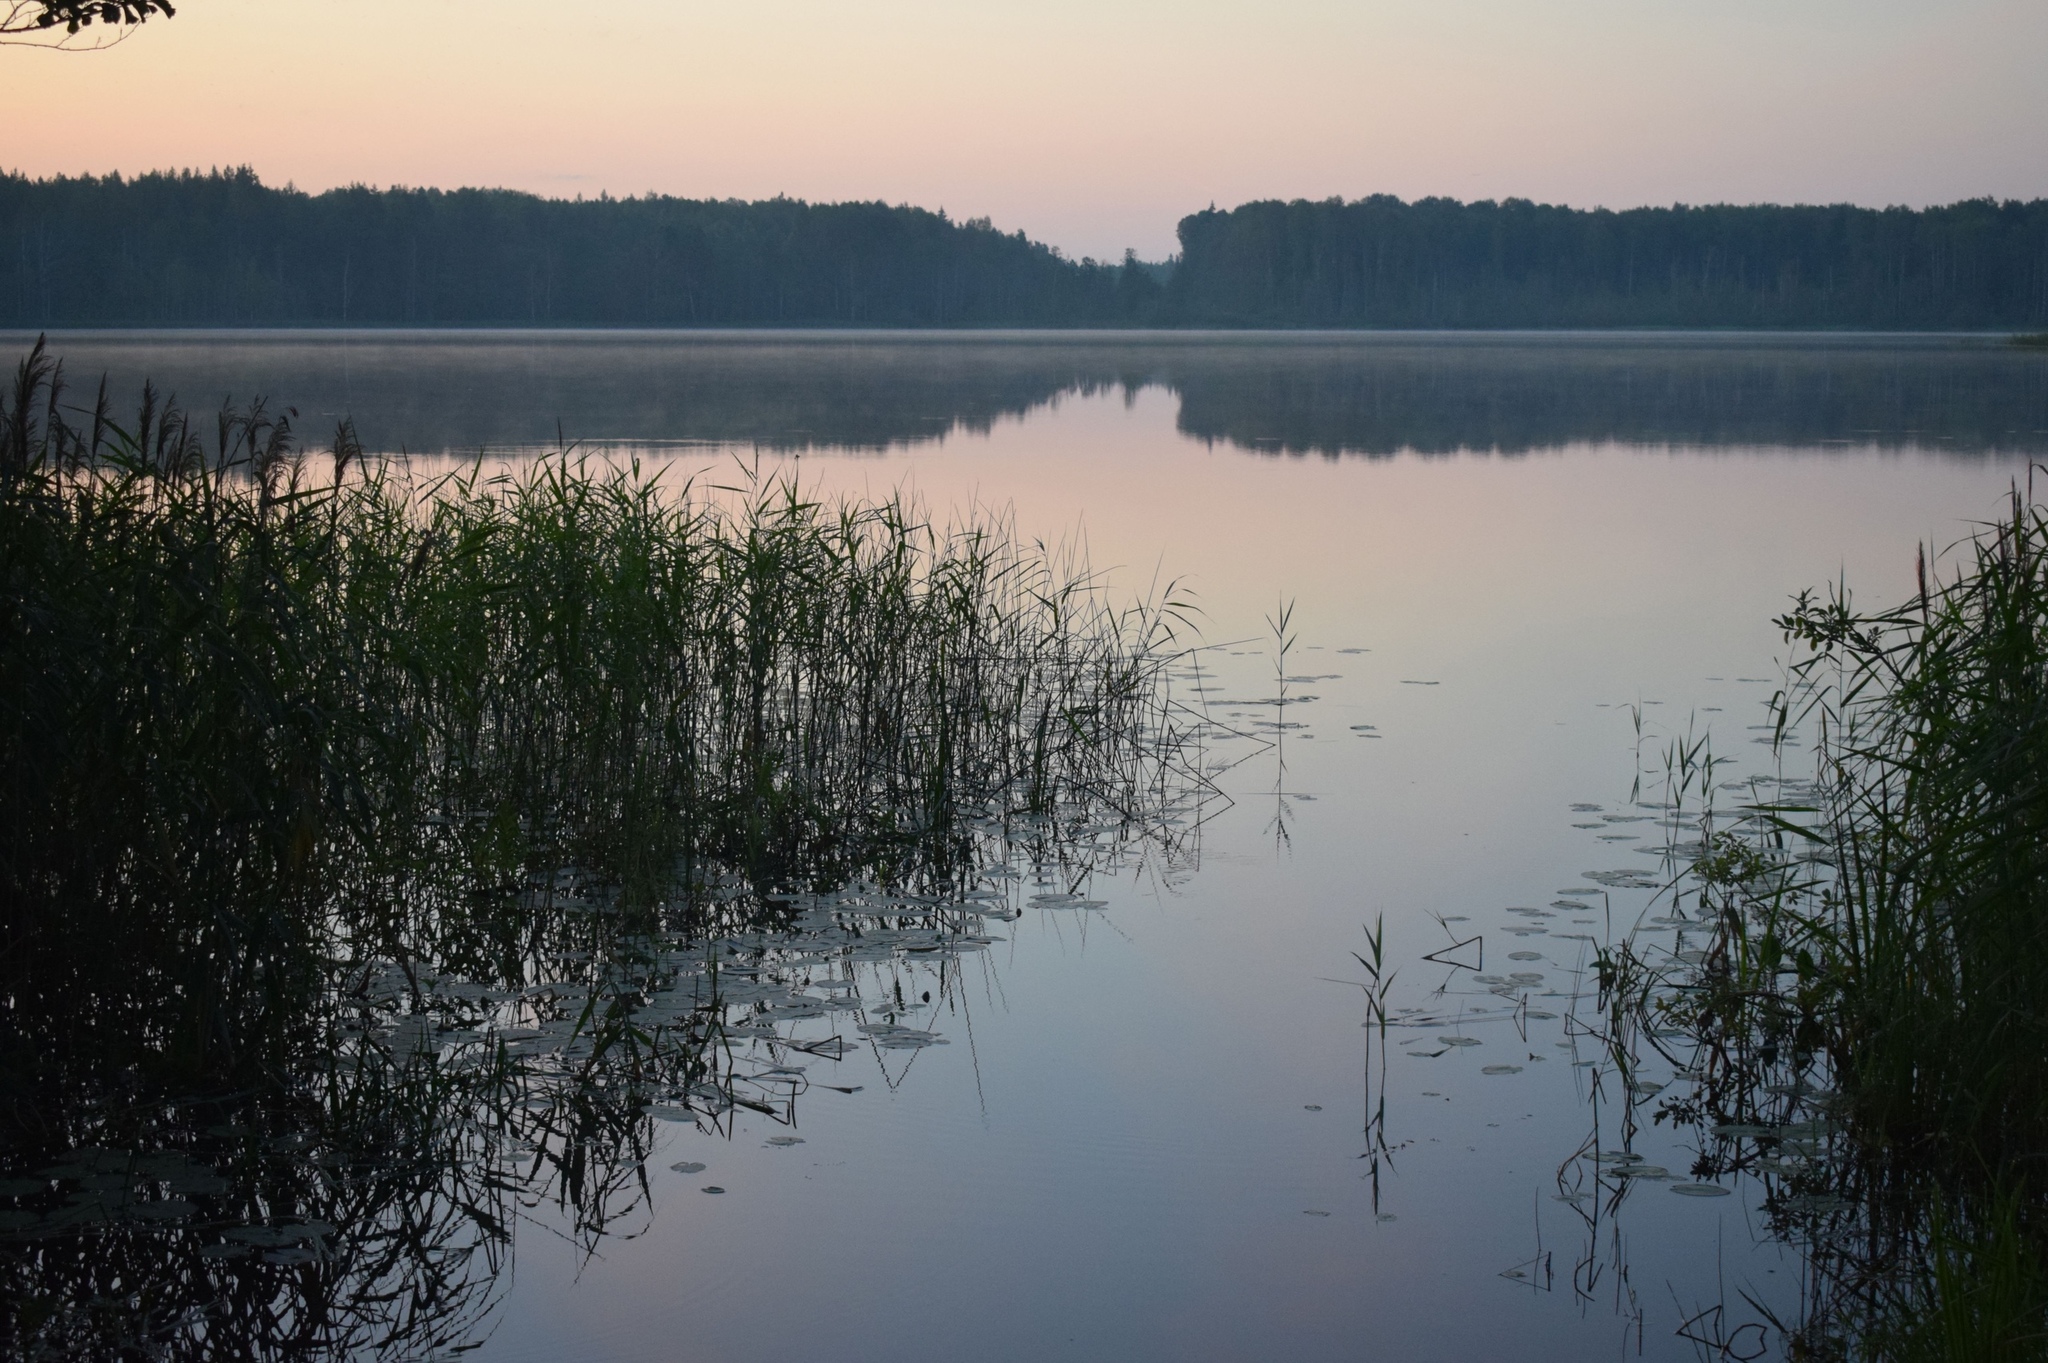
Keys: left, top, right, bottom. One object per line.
{"left": 7, "top": 331, "right": 2043, "bottom": 1362}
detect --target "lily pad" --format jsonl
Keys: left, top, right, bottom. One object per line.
{"left": 1670, "top": 1183, "right": 1732, "bottom": 1197}
{"left": 1711, "top": 1123, "right": 1773, "bottom": 1139}
{"left": 669, "top": 1161, "right": 706, "bottom": 1174}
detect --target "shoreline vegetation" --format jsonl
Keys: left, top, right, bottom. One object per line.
{"left": 4, "top": 169, "right": 2047, "bottom": 330}
{"left": 1602, "top": 491, "right": 2048, "bottom": 1361}
{"left": 0, "top": 338, "right": 1198, "bottom": 1355}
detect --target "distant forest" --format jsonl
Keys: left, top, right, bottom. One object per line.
{"left": 1169, "top": 196, "right": 2048, "bottom": 329}
{"left": 4, "top": 169, "right": 2046, "bottom": 329}
{"left": 2, "top": 169, "right": 1154, "bottom": 327}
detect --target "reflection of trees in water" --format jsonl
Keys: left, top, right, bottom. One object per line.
{"left": 1162, "top": 342, "right": 2048, "bottom": 458}
{"left": 41, "top": 335, "right": 2048, "bottom": 462}
{"left": 42, "top": 336, "right": 1160, "bottom": 458}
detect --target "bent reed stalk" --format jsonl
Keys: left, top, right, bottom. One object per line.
{"left": 0, "top": 337, "right": 1191, "bottom": 1092}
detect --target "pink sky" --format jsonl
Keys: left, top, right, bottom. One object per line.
{"left": 4, "top": 0, "right": 2044, "bottom": 261}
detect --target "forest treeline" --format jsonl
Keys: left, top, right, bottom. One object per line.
{"left": 5, "top": 169, "right": 2047, "bottom": 329}
{"left": 1169, "top": 196, "right": 2048, "bottom": 328}
{"left": 1, "top": 169, "right": 1155, "bottom": 327}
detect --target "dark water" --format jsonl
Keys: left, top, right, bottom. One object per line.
{"left": 6, "top": 330, "right": 2044, "bottom": 1362}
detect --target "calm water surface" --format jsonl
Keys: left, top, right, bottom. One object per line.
{"left": 18, "top": 331, "right": 2048, "bottom": 1362}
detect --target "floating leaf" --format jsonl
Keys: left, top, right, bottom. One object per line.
{"left": 669, "top": 1161, "right": 706, "bottom": 1174}
{"left": 1670, "top": 1183, "right": 1732, "bottom": 1198}
{"left": 1481, "top": 1064, "right": 1524, "bottom": 1075}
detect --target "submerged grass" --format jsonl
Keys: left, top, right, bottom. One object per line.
{"left": 1613, "top": 485, "right": 2048, "bottom": 1361}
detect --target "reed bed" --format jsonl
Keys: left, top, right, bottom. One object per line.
{"left": 0, "top": 337, "right": 1195, "bottom": 1358}
{"left": 0, "top": 333, "right": 1188, "bottom": 1087}
{"left": 1619, "top": 486, "right": 2048, "bottom": 1361}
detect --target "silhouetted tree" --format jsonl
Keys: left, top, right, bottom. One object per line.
{"left": 1, "top": 0, "right": 173, "bottom": 46}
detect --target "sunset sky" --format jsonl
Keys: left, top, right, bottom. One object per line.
{"left": 5, "top": 0, "right": 2044, "bottom": 261}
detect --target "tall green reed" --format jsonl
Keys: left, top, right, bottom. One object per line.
{"left": 1608, "top": 484, "right": 2048, "bottom": 1360}
{"left": 0, "top": 336, "right": 1189, "bottom": 1090}
{"left": 1773, "top": 485, "right": 2048, "bottom": 1167}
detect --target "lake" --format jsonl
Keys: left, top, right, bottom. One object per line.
{"left": 11, "top": 329, "right": 2047, "bottom": 1362}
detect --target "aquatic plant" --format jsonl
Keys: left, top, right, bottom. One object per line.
{"left": 1584, "top": 487, "right": 2048, "bottom": 1360}
{"left": 0, "top": 337, "right": 1200, "bottom": 1356}
{"left": 0, "top": 337, "right": 1188, "bottom": 1079}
